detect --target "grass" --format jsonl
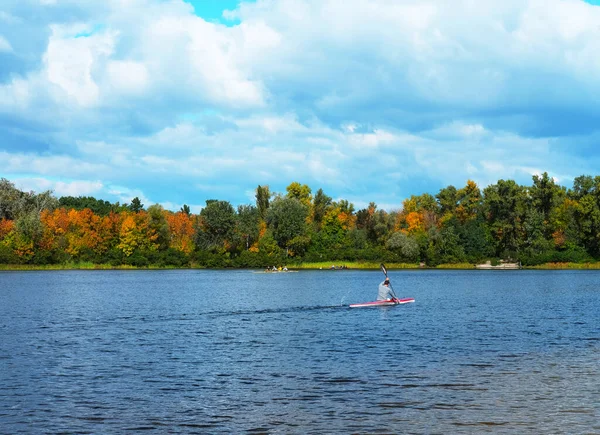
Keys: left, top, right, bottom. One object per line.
{"left": 290, "top": 261, "right": 421, "bottom": 270}
{"left": 527, "top": 262, "right": 600, "bottom": 269}
{"left": 0, "top": 262, "right": 157, "bottom": 270}
{"left": 435, "top": 263, "right": 477, "bottom": 269}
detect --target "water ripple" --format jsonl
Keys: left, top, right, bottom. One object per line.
{"left": 1, "top": 269, "right": 599, "bottom": 433}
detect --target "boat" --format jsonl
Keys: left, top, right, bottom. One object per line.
{"left": 252, "top": 270, "right": 299, "bottom": 274}
{"left": 349, "top": 298, "right": 415, "bottom": 308}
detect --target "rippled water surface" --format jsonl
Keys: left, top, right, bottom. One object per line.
{"left": 1, "top": 269, "right": 599, "bottom": 433}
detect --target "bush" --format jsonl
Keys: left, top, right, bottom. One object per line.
{"left": 0, "top": 244, "right": 16, "bottom": 264}
{"left": 520, "top": 245, "right": 593, "bottom": 266}
{"left": 124, "top": 252, "right": 149, "bottom": 267}
{"left": 103, "top": 248, "right": 124, "bottom": 267}
{"left": 232, "top": 250, "right": 264, "bottom": 268}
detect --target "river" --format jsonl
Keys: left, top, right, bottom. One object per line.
{"left": 1, "top": 269, "right": 598, "bottom": 433}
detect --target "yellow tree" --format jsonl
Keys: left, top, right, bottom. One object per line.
{"left": 286, "top": 182, "right": 313, "bottom": 208}
{"left": 117, "top": 211, "right": 159, "bottom": 257}
{"left": 456, "top": 180, "right": 482, "bottom": 222}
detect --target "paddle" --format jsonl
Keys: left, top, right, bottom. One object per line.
{"left": 380, "top": 263, "right": 399, "bottom": 303}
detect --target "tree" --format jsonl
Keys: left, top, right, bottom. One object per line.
{"left": 129, "top": 197, "right": 144, "bottom": 212}
{"left": 266, "top": 197, "right": 309, "bottom": 255}
{"left": 147, "top": 204, "right": 170, "bottom": 250}
{"left": 0, "top": 219, "right": 14, "bottom": 241}
{"left": 356, "top": 202, "right": 378, "bottom": 242}
{"left": 386, "top": 232, "right": 420, "bottom": 261}
{"left": 568, "top": 176, "right": 600, "bottom": 256}
{"left": 483, "top": 179, "right": 527, "bottom": 258}
{"left": 167, "top": 211, "right": 195, "bottom": 254}
{"left": 58, "top": 196, "right": 119, "bottom": 216}
{"left": 312, "top": 188, "right": 332, "bottom": 228}
{"left": 0, "top": 178, "right": 58, "bottom": 220}
{"left": 237, "top": 205, "right": 260, "bottom": 250}
{"left": 117, "top": 211, "right": 158, "bottom": 257}
{"left": 529, "top": 172, "right": 565, "bottom": 239}
{"left": 320, "top": 205, "right": 349, "bottom": 250}
{"left": 428, "top": 225, "right": 466, "bottom": 265}
{"left": 255, "top": 185, "right": 271, "bottom": 220}
{"left": 286, "top": 182, "right": 312, "bottom": 207}
{"left": 436, "top": 185, "right": 458, "bottom": 216}
{"left": 0, "top": 178, "right": 21, "bottom": 219}
{"left": 196, "top": 200, "right": 236, "bottom": 251}
{"left": 180, "top": 204, "right": 191, "bottom": 216}
{"left": 455, "top": 180, "right": 482, "bottom": 222}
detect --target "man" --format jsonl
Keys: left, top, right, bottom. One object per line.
{"left": 377, "top": 277, "right": 396, "bottom": 301}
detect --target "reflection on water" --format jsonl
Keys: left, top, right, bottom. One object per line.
{"left": 1, "top": 269, "right": 599, "bottom": 433}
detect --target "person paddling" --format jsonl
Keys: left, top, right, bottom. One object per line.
{"left": 377, "top": 277, "right": 396, "bottom": 301}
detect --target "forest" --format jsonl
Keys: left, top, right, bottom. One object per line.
{"left": 0, "top": 174, "right": 599, "bottom": 268}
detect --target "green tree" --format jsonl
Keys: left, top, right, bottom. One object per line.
{"left": 428, "top": 225, "right": 465, "bottom": 265}
{"left": 255, "top": 185, "right": 271, "bottom": 220}
{"left": 529, "top": 172, "right": 565, "bottom": 238}
{"left": 483, "top": 179, "right": 527, "bottom": 258}
{"left": 129, "top": 197, "right": 144, "bottom": 212}
{"left": 180, "top": 204, "right": 191, "bottom": 216}
{"left": 436, "top": 185, "right": 458, "bottom": 216}
{"left": 356, "top": 202, "right": 379, "bottom": 243}
{"left": 569, "top": 175, "right": 600, "bottom": 256}
{"left": 196, "top": 200, "right": 237, "bottom": 251}
{"left": 59, "top": 196, "right": 118, "bottom": 216}
{"left": 237, "top": 204, "right": 260, "bottom": 250}
{"left": 386, "top": 231, "right": 420, "bottom": 262}
{"left": 312, "top": 188, "right": 332, "bottom": 228}
{"left": 266, "top": 197, "right": 309, "bottom": 256}
{"left": 147, "top": 204, "right": 170, "bottom": 250}
{"left": 455, "top": 216, "right": 492, "bottom": 262}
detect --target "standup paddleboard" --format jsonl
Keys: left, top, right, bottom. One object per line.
{"left": 349, "top": 298, "right": 415, "bottom": 308}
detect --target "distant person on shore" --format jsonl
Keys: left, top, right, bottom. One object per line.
{"left": 377, "top": 277, "right": 395, "bottom": 301}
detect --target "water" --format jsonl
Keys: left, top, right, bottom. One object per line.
{"left": 1, "top": 269, "right": 599, "bottom": 434}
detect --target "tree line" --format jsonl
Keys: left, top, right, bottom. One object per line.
{"left": 0, "top": 175, "right": 598, "bottom": 267}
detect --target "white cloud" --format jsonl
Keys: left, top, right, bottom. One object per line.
{"left": 106, "top": 60, "right": 149, "bottom": 96}
{"left": 12, "top": 178, "right": 103, "bottom": 197}
{"left": 2, "top": 0, "right": 600, "bottom": 209}
{"left": 107, "top": 185, "right": 150, "bottom": 206}
{"left": 44, "top": 25, "right": 116, "bottom": 107}
{"left": 1, "top": 152, "right": 109, "bottom": 177}
{"left": 0, "top": 35, "right": 13, "bottom": 52}
{"left": 0, "top": 78, "right": 32, "bottom": 111}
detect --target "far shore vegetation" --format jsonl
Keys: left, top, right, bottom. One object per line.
{"left": 2, "top": 174, "right": 600, "bottom": 271}
{"left": 3, "top": 261, "right": 600, "bottom": 271}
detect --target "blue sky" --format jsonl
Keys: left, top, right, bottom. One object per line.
{"left": 1, "top": 0, "right": 600, "bottom": 212}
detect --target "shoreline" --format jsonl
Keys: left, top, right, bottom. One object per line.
{"left": 3, "top": 261, "right": 600, "bottom": 271}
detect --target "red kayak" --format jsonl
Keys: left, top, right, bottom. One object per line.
{"left": 349, "top": 298, "right": 415, "bottom": 308}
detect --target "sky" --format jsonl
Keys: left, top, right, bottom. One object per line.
{"left": 1, "top": 0, "right": 600, "bottom": 213}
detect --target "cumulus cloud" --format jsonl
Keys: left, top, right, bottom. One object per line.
{"left": 1, "top": 0, "right": 600, "bottom": 210}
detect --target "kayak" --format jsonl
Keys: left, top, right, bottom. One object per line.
{"left": 349, "top": 298, "right": 415, "bottom": 308}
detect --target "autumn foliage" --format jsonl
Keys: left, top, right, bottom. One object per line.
{"left": 1, "top": 174, "right": 600, "bottom": 267}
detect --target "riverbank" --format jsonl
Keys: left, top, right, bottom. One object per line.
{"left": 3, "top": 261, "right": 600, "bottom": 271}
